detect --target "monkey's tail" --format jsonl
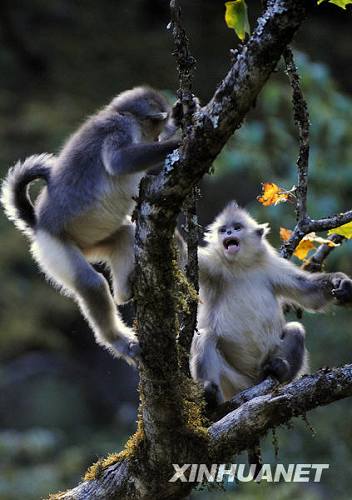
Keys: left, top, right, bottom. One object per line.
{"left": 1, "top": 153, "right": 54, "bottom": 235}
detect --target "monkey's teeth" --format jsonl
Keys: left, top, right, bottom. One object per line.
{"left": 224, "top": 239, "right": 238, "bottom": 249}
{"left": 224, "top": 238, "right": 240, "bottom": 253}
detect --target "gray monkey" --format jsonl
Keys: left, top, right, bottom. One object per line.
{"left": 188, "top": 202, "right": 352, "bottom": 405}
{"left": 1, "top": 86, "right": 179, "bottom": 366}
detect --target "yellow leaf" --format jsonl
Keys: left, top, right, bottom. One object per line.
{"left": 312, "top": 235, "right": 340, "bottom": 247}
{"left": 280, "top": 227, "right": 293, "bottom": 241}
{"left": 257, "top": 182, "right": 291, "bottom": 207}
{"left": 225, "top": 0, "right": 250, "bottom": 41}
{"left": 328, "top": 221, "right": 352, "bottom": 239}
{"left": 294, "top": 239, "right": 316, "bottom": 260}
{"left": 293, "top": 232, "right": 340, "bottom": 261}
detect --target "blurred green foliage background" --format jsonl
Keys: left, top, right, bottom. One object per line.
{"left": 0, "top": 1, "right": 351, "bottom": 499}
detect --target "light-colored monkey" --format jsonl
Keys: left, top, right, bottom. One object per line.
{"left": 1, "top": 86, "right": 179, "bottom": 366}
{"left": 190, "top": 202, "right": 352, "bottom": 405}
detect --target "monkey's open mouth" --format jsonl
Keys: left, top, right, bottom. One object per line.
{"left": 223, "top": 237, "right": 240, "bottom": 255}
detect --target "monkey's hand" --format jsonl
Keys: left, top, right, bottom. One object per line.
{"left": 171, "top": 96, "right": 201, "bottom": 128}
{"left": 331, "top": 273, "right": 352, "bottom": 305}
{"left": 111, "top": 337, "right": 141, "bottom": 368}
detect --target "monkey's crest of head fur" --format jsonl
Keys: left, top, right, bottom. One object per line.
{"left": 110, "top": 86, "right": 169, "bottom": 120}
{"left": 204, "top": 201, "right": 271, "bottom": 267}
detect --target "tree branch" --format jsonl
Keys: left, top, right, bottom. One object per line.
{"left": 209, "top": 377, "right": 279, "bottom": 422}
{"left": 209, "top": 364, "right": 352, "bottom": 460}
{"left": 280, "top": 210, "right": 352, "bottom": 259}
{"left": 51, "top": 365, "right": 352, "bottom": 499}
{"left": 303, "top": 234, "right": 345, "bottom": 272}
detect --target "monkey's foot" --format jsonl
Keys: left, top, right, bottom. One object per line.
{"left": 110, "top": 338, "right": 141, "bottom": 367}
{"left": 262, "top": 357, "right": 290, "bottom": 383}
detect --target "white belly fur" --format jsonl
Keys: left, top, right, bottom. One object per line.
{"left": 198, "top": 272, "right": 285, "bottom": 379}
{"left": 66, "top": 173, "right": 142, "bottom": 247}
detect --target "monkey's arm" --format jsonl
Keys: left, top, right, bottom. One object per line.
{"left": 272, "top": 258, "right": 352, "bottom": 311}
{"left": 102, "top": 135, "right": 179, "bottom": 175}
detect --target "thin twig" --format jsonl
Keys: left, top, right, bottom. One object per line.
{"left": 169, "top": 0, "right": 197, "bottom": 128}
{"left": 170, "top": 0, "right": 199, "bottom": 375}
{"left": 280, "top": 50, "right": 351, "bottom": 259}
{"left": 283, "top": 47, "right": 310, "bottom": 223}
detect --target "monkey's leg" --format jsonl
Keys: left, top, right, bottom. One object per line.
{"left": 32, "top": 230, "right": 140, "bottom": 365}
{"left": 262, "top": 322, "right": 306, "bottom": 382}
{"left": 108, "top": 223, "right": 135, "bottom": 305}
{"left": 190, "top": 330, "right": 225, "bottom": 407}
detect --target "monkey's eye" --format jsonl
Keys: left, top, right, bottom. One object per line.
{"left": 219, "top": 226, "right": 227, "bottom": 234}
{"left": 233, "top": 223, "right": 243, "bottom": 231}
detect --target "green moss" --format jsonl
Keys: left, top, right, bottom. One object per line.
{"left": 84, "top": 419, "right": 145, "bottom": 481}
{"left": 177, "top": 376, "right": 210, "bottom": 460}
{"left": 172, "top": 258, "right": 198, "bottom": 315}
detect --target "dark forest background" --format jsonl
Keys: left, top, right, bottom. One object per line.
{"left": 0, "top": 1, "right": 351, "bottom": 499}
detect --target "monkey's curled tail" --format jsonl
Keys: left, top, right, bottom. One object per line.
{"left": 1, "top": 153, "right": 54, "bottom": 235}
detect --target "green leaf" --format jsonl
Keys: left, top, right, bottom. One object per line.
{"left": 225, "top": 0, "right": 250, "bottom": 41}
{"left": 328, "top": 221, "right": 352, "bottom": 239}
{"left": 329, "top": 0, "right": 352, "bottom": 8}
{"left": 318, "top": 0, "right": 352, "bottom": 8}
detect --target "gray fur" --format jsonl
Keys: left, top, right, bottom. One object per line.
{"left": 262, "top": 322, "right": 306, "bottom": 382}
{"left": 1, "top": 86, "right": 179, "bottom": 365}
{"left": 190, "top": 203, "right": 352, "bottom": 403}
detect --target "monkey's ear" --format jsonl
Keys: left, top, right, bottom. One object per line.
{"left": 256, "top": 223, "right": 270, "bottom": 238}
{"left": 146, "top": 112, "right": 168, "bottom": 121}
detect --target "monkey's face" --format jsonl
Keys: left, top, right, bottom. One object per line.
{"left": 141, "top": 113, "right": 169, "bottom": 142}
{"left": 205, "top": 204, "right": 270, "bottom": 266}
{"left": 218, "top": 221, "right": 268, "bottom": 265}
{"left": 218, "top": 221, "right": 243, "bottom": 258}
